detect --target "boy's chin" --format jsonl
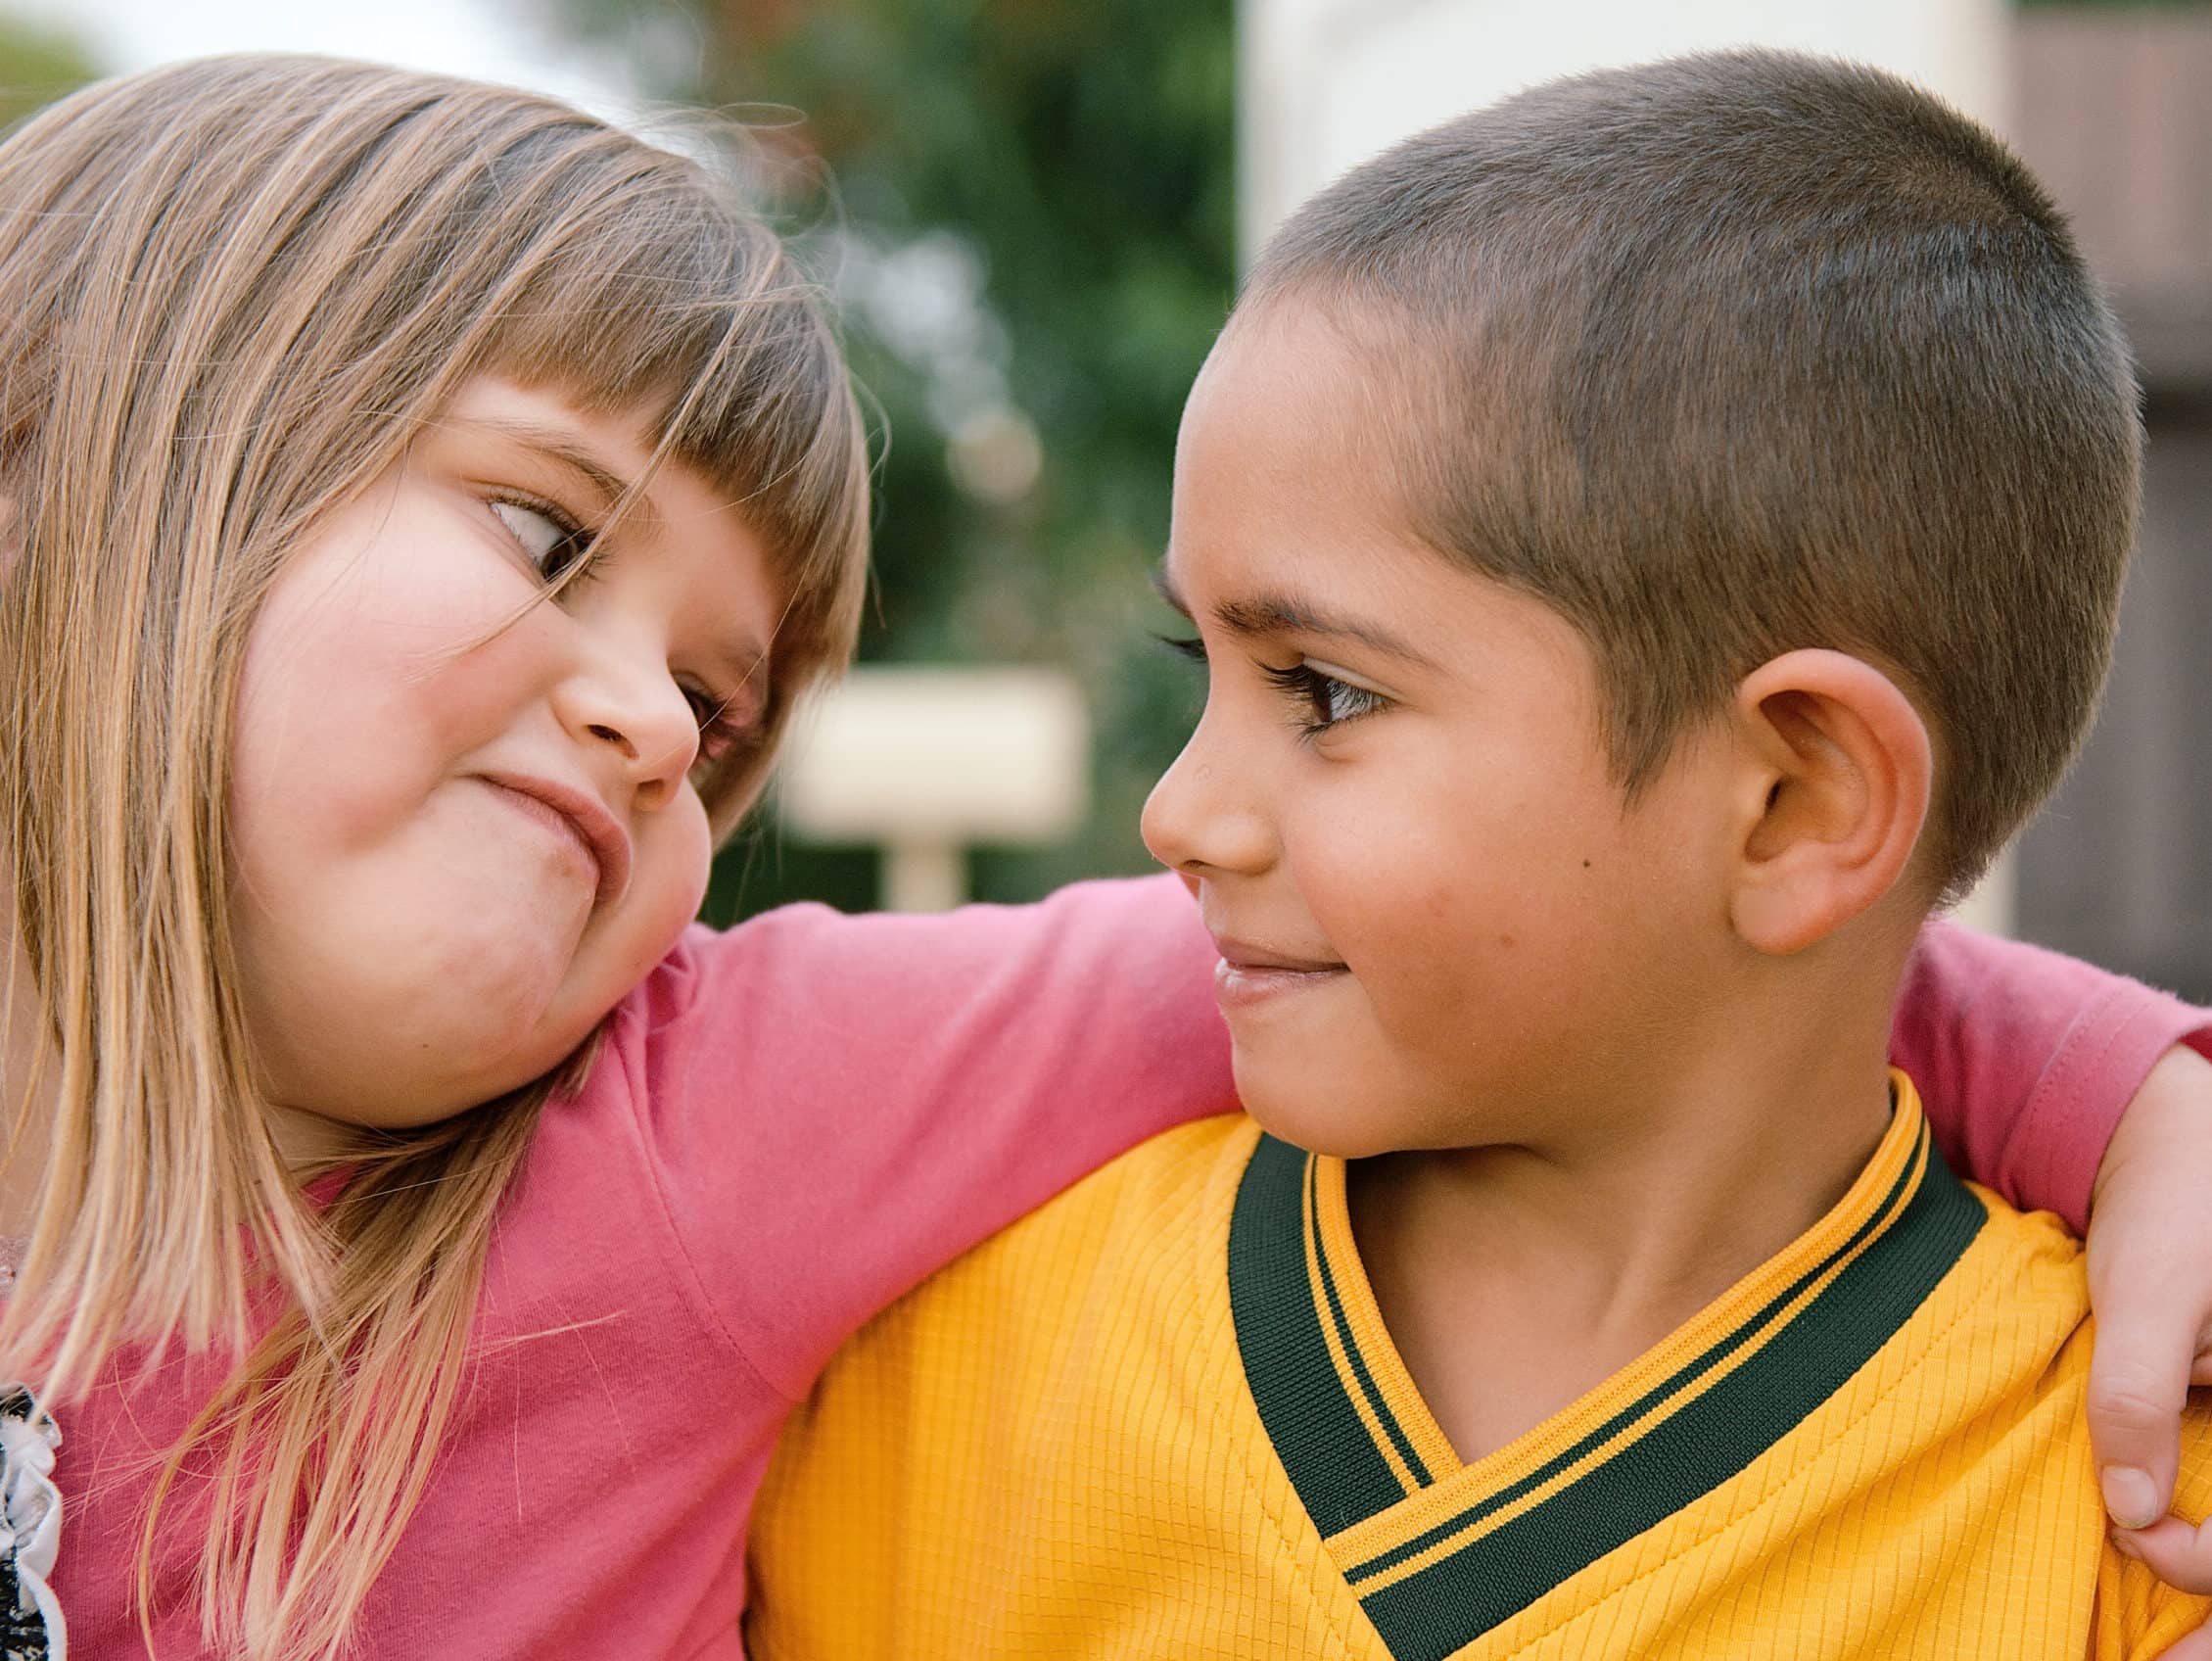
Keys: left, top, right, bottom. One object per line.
{"left": 1235, "top": 1068, "right": 1406, "bottom": 1162}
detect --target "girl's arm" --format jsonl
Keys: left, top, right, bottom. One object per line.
{"left": 1893, "top": 917, "right": 2212, "bottom": 1234}
{"left": 1891, "top": 917, "right": 2212, "bottom": 1549}
{"left": 641, "top": 874, "right": 1233, "bottom": 1398}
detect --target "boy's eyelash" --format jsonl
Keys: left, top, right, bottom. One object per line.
{"left": 1156, "top": 633, "right": 1207, "bottom": 663}
{"left": 1157, "top": 632, "right": 1388, "bottom": 739}
{"left": 1259, "top": 661, "right": 1390, "bottom": 738}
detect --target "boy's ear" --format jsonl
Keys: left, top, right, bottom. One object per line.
{"left": 1725, "top": 648, "right": 1932, "bottom": 956}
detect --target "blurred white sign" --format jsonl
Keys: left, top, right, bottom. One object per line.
{"left": 777, "top": 667, "right": 1091, "bottom": 911}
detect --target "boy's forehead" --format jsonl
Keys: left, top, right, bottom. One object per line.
{"left": 1191, "top": 302, "right": 1362, "bottom": 415}
{"left": 1180, "top": 301, "right": 1429, "bottom": 499}
{"left": 1175, "top": 302, "right": 1482, "bottom": 614}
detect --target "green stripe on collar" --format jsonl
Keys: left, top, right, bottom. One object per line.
{"left": 1230, "top": 1133, "right": 1410, "bottom": 1534}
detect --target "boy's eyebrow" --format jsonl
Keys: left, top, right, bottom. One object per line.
{"left": 1152, "top": 560, "right": 1435, "bottom": 669}
{"left": 1150, "top": 562, "right": 1193, "bottom": 617}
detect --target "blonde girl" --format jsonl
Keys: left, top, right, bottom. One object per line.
{"left": 0, "top": 52, "right": 2207, "bottom": 1661}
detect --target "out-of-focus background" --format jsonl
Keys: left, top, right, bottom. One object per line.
{"left": 3, "top": 0, "right": 2206, "bottom": 992}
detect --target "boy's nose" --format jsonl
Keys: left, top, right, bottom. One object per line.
{"left": 1141, "top": 721, "right": 1276, "bottom": 878}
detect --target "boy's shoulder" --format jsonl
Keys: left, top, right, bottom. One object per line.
{"left": 753, "top": 1106, "right": 2187, "bottom": 1661}
{"left": 1960, "top": 1180, "right": 2212, "bottom": 1654}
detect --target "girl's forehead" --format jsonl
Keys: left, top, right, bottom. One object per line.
{"left": 432, "top": 377, "right": 760, "bottom": 549}
{"left": 440, "top": 377, "right": 662, "bottom": 478}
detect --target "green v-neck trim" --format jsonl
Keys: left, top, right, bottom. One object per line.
{"left": 1227, "top": 1108, "right": 1987, "bottom": 1661}
{"left": 1228, "top": 1131, "right": 1417, "bottom": 1533}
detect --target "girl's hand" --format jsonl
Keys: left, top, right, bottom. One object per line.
{"left": 2087, "top": 1042, "right": 2212, "bottom": 1624}
{"left": 2112, "top": 1519, "right": 2212, "bottom": 1661}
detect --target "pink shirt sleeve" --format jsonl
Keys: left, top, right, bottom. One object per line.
{"left": 1893, "top": 918, "right": 2212, "bottom": 1234}
{"left": 637, "top": 874, "right": 1234, "bottom": 1399}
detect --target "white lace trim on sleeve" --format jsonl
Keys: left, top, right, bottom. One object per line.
{"left": 0, "top": 1387, "right": 63, "bottom": 1661}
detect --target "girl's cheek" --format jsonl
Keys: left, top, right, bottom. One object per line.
{"left": 635, "top": 802, "right": 715, "bottom": 959}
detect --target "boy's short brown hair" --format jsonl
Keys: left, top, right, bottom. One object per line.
{"left": 1246, "top": 49, "right": 2139, "bottom": 896}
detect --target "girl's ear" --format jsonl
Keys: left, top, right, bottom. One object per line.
{"left": 1724, "top": 648, "right": 1933, "bottom": 956}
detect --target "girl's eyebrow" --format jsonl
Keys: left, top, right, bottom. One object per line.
{"left": 1151, "top": 558, "right": 1435, "bottom": 670}
{"left": 454, "top": 414, "right": 640, "bottom": 508}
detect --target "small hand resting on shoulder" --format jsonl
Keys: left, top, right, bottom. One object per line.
{"left": 2090, "top": 1041, "right": 2212, "bottom": 1651}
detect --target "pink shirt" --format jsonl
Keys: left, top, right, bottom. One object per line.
{"left": 49, "top": 876, "right": 2211, "bottom": 1657}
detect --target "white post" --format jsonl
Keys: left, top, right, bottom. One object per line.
{"left": 883, "top": 842, "right": 967, "bottom": 916}
{"left": 1237, "top": 0, "right": 2018, "bottom": 934}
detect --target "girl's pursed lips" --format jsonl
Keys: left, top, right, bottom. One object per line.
{"left": 473, "top": 771, "right": 633, "bottom": 905}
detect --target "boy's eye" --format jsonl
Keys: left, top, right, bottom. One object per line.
{"left": 1260, "top": 661, "right": 1390, "bottom": 738}
{"left": 1155, "top": 633, "right": 1208, "bottom": 665}
{"left": 490, "top": 498, "right": 593, "bottom": 580}
{"left": 1158, "top": 635, "right": 1387, "bottom": 739}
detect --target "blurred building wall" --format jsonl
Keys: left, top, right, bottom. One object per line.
{"left": 1239, "top": 0, "right": 2007, "bottom": 258}
{"left": 2011, "top": 10, "right": 2212, "bottom": 999}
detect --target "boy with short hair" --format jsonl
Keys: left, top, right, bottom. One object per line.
{"left": 747, "top": 50, "right": 2212, "bottom": 1658}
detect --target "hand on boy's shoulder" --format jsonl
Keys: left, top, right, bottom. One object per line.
{"left": 2084, "top": 1043, "right": 2212, "bottom": 1547}
{"left": 2099, "top": 1401, "right": 2212, "bottom": 1661}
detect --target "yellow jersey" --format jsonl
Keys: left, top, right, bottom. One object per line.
{"left": 748, "top": 1077, "right": 2211, "bottom": 1659}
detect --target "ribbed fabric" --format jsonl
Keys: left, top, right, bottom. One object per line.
{"left": 749, "top": 1078, "right": 2212, "bottom": 1660}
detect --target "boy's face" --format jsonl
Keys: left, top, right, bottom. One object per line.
{"left": 1144, "top": 304, "right": 1738, "bottom": 1158}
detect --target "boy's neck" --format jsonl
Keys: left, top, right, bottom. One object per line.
{"left": 1347, "top": 945, "right": 1906, "bottom": 1466}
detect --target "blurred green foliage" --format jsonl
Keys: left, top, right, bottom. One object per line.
{"left": 550, "top": 0, "right": 1235, "bottom": 921}
{"left": 0, "top": 15, "right": 95, "bottom": 132}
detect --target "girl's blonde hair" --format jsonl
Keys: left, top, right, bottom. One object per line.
{"left": 0, "top": 55, "right": 869, "bottom": 1656}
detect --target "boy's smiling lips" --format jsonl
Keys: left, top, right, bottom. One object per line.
{"left": 1210, "top": 934, "right": 1349, "bottom": 1007}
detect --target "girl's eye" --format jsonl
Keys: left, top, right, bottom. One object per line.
{"left": 681, "top": 682, "right": 758, "bottom": 769}
{"left": 1259, "top": 661, "right": 1390, "bottom": 738}
{"left": 491, "top": 498, "right": 594, "bottom": 581}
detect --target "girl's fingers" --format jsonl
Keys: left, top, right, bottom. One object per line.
{"left": 2083, "top": 1275, "right": 2198, "bottom": 1526}
{"left": 2149, "top": 1619, "right": 2212, "bottom": 1661}
{"left": 2114, "top": 1515, "right": 2212, "bottom": 1597}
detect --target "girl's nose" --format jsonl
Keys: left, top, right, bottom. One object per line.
{"left": 553, "top": 647, "right": 697, "bottom": 810}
